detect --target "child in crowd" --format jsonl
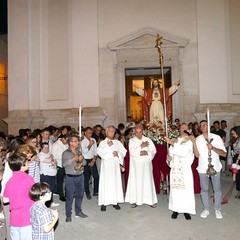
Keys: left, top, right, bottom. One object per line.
{"left": 3, "top": 152, "right": 35, "bottom": 240}
{"left": 19, "top": 144, "right": 40, "bottom": 183}
{"left": 1, "top": 137, "right": 25, "bottom": 240}
{"left": 29, "top": 182, "right": 59, "bottom": 240}
{"left": 38, "top": 142, "right": 59, "bottom": 207}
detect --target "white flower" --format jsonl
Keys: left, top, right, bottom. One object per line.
{"left": 141, "top": 117, "right": 179, "bottom": 144}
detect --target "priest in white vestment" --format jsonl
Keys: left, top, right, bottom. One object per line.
{"left": 165, "top": 123, "right": 196, "bottom": 220}
{"left": 125, "top": 125, "right": 158, "bottom": 208}
{"left": 97, "top": 126, "right": 127, "bottom": 211}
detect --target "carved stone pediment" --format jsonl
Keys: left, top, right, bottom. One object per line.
{"left": 108, "top": 27, "right": 189, "bottom": 50}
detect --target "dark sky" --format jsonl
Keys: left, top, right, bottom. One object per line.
{"left": 0, "top": 0, "right": 7, "bottom": 34}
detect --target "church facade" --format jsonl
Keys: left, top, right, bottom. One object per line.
{"left": 1, "top": 0, "right": 240, "bottom": 134}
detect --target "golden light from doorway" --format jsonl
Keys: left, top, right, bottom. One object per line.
{"left": 132, "top": 79, "right": 144, "bottom": 92}
{"left": 0, "top": 64, "right": 7, "bottom": 95}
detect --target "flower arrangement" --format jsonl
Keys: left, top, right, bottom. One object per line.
{"left": 142, "top": 117, "right": 179, "bottom": 144}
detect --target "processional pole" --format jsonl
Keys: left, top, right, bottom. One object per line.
{"left": 206, "top": 108, "right": 217, "bottom": 177}
{"left": 155, "top": 34, "right": 169, "bottom": 139}
{"left": 155, "top": 35, "right": 170, "bottom": 193}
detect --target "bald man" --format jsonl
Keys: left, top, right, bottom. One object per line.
{"left": 125, "top": 125, "right": 157, "bottom": 208}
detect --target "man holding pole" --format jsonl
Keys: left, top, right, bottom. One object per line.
{"left": 62, "top": 133, "right": 87, "bottom": 222}
{"left": 191, "top": 120, "right": 226, "bottom": 219}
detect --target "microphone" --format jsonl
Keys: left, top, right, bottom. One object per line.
{"left": 183, "top": 130, "right": 191, "bottom": 136}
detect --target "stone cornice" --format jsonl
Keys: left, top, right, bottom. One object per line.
{"left": 196, "top": 103, "right": 240, "bottom": 113}
{"left": 108, "top": 27, "right": 189, "bottom": 50}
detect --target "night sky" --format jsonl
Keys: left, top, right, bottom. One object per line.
{"left": 0, "top": 0, "right": 7, "bottom": 34}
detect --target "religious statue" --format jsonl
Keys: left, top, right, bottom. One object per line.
{"left": 134, "top": 79, "right": 180, "bottom": 124}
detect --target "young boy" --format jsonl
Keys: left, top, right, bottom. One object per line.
{"left": 3, "top": 152, "right": 35, "bottom": 240}
{"left": 29, "top": 182, "right": 58, "bottom": 240}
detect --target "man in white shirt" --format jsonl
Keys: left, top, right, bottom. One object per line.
{"left": 192, "top": 120, "right": 226, "bottom": 219}
{"left": 41, "top": 127, "right": 53, "bottom": 153}
{"left": 51, "top": 134, "right": 69, "bottom": 201}
{"left": 125, "top": 116, "right": 135, "bottom": 129}
{"left": 221, "top": 120, "right": 230, "bottom": 172}
{"left": 81, "top": 127, "right": 99, "bottom": 200}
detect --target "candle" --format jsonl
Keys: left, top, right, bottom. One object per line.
{"left": 79, "top": 105, "right": 82, "bottom": 137}
{"left": 207, "top": 108, "right": 210, "bottom": 140}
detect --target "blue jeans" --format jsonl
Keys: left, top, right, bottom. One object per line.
{"left": 84, "top": 159, "right": 99, "bottom": 195}
{"left": 57, "top": 167, "right": 66, "bottom": 198}
{"left": 40, "top": 174, "right": 56, "bottom": 206}
{"left": 199, "top": 172, "right": 222, "bottom": 211}
{"left": 65, "top": 174, "right": 84, "bottom": 217}
{"left": 40, "top": 174, "right": 56, "bottom": 192}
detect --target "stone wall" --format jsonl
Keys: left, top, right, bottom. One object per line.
{"left": 4, "top": 0, "right": 240, "bottom": 134}
{"left": 4, "top": 107, "right": 106, "bottom": 136}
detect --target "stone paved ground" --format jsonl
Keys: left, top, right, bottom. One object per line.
{"left": 1, "top": 175, "right": 239, "bottom": 240}
{"left": 54, "top": 175, "right": 239, "bottom": 240}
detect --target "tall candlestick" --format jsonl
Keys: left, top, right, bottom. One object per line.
{"left": 207, "top": 108, "right": 210, "bottom": 139}
{"left": 79, "top": 105, "right": 82, "bottom": 137}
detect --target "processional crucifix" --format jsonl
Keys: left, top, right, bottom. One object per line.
{"left": 155, "top": 34, "right": 169, "bottom": 142}
{"left": 155, "top": 35, "right": 171, "bottom": 196}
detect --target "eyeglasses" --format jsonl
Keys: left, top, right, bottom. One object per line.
{"left": 0, "top": 149, "right": 7, "bottom": 152}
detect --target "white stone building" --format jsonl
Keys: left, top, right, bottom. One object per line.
{"left": 0, "top": 0, "right": 240, "bottom": 135}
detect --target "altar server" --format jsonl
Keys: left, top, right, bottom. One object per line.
{"left": 125, "top": 124, "right": 157, "bottom": 208}
{"left": 97, "top": 126, "right": 127, "bottom": 211}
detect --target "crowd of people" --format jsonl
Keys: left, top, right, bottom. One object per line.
{"left": 0, "top": 117, "right": 239, "bottom": 239}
